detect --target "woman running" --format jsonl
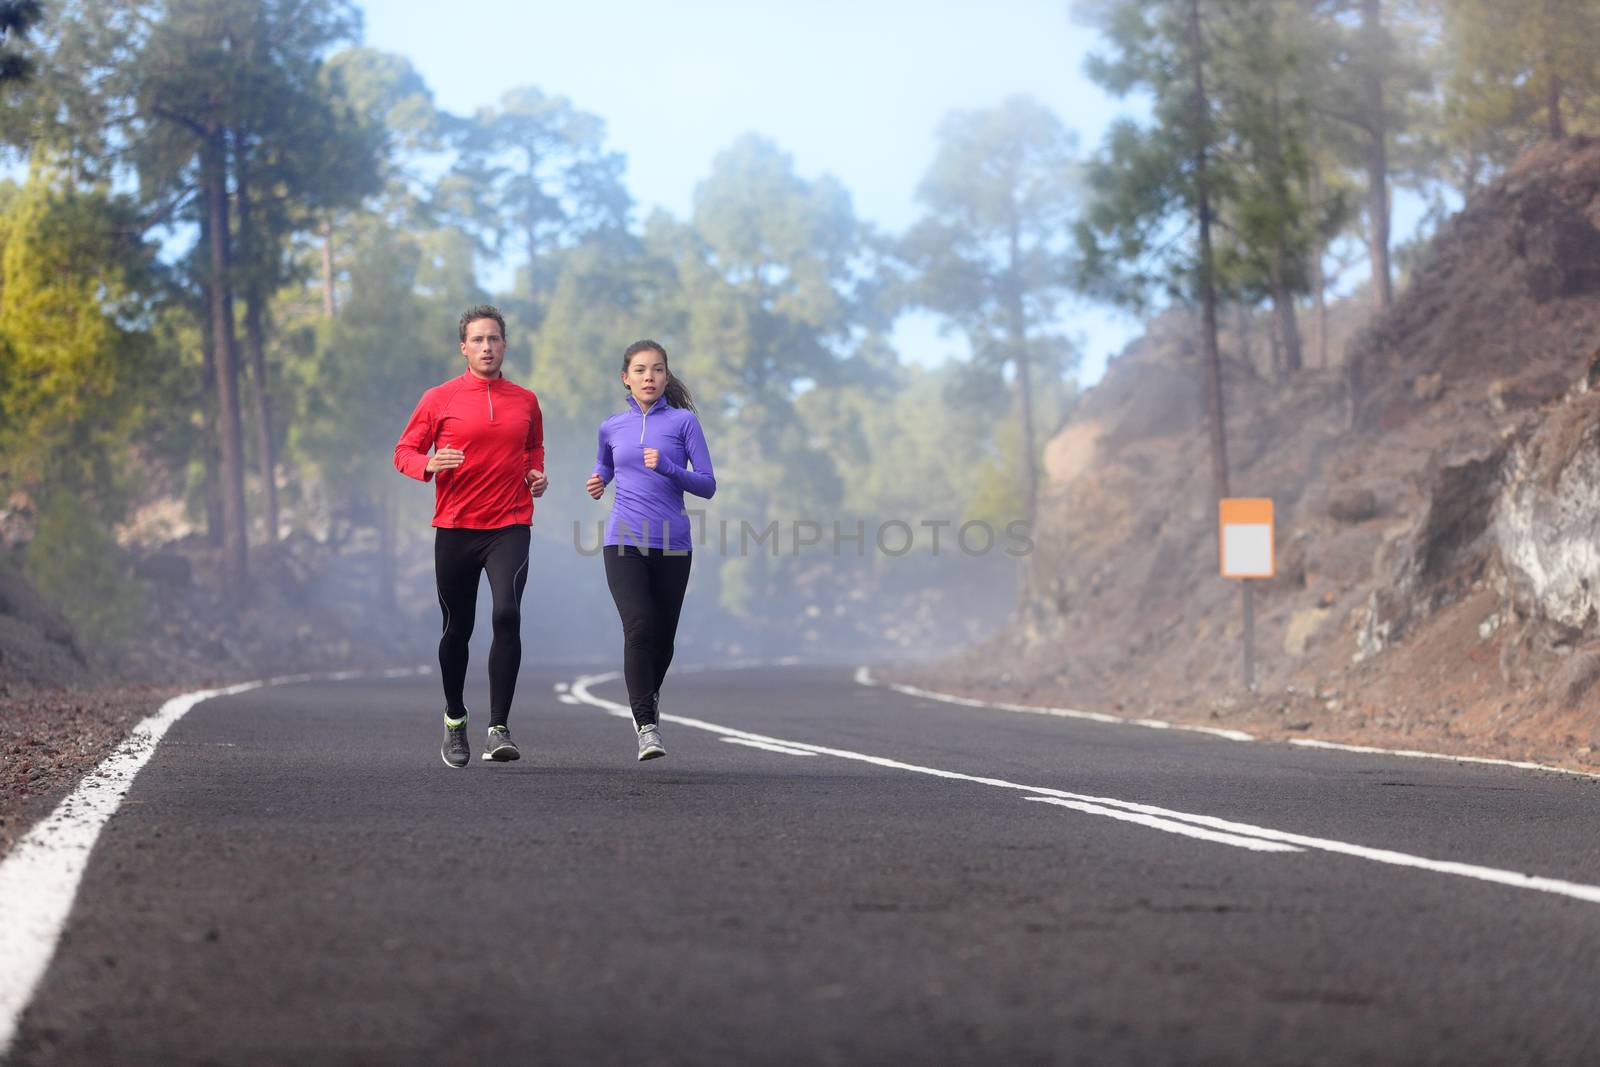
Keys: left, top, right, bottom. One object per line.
{"left": 586, "top": 340, "right": 716, "bottom": 761}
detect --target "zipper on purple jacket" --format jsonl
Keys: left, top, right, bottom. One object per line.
{"left": 638, "top": 397, "right": 657, "bottom": 443}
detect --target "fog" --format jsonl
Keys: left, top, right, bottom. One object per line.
{"left": 0, "top": 0, "right": 1571, "bottom": 682}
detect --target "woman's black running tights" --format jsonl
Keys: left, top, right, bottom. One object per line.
{"left": 603, "top": 544, "right": 692, "bottom": 730}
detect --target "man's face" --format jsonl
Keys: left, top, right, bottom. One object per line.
{"left": 460, "top": 318, "right": 506, "bottom": 379}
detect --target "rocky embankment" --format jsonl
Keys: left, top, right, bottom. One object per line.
{"left": 915, "top": 137, "right": 1600, "bottom": 770}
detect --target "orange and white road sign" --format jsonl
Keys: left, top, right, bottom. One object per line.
{"left": 1219, "top": 498, "right": 1274, "bottom": 579}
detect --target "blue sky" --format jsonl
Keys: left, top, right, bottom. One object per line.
{"left": 364, "top": 1, "right": 1120, "bottom": 232}
{"left": 360, "top": 0, "right": 1146, "bottom": 384}
{"left": 361, "top": 1, "right": 1428, "bottom": 386}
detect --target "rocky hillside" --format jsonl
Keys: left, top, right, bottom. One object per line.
{"left": 936, "top": 137, "right": 1600, "bottom": 769}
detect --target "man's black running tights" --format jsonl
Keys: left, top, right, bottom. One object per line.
{"left": 435, "top": 524, "right": 529, "bottom": 728}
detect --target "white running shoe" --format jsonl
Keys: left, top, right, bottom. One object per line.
{"left": 637, "top": 724, "right": 665, "bottom": 761}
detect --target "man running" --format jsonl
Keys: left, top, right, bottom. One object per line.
{"left": 395, "top": 305, "right": 547, "bottom": 768}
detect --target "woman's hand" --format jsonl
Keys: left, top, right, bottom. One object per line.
{"left": 426, "top": 447, "right": 465, "bottom": 473}
{"left": 525, "top": 468, "right": 548, "bottom": 498}
{"left": 586, "top": 474, "right": 606, "bottom": 500}
{"left": 642, "top": 447, "right": 659, "bottom": 470}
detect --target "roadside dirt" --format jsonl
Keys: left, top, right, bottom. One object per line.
{"left": 0, "top": 683, "right": 187, "bottom": 858}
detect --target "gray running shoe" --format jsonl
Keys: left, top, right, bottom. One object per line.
{"left": 483, "top": 725, "right": 521, "bottom": 762}
{"left": 441, "top": 718, "right": 469, "bottom": 768}
{"left": 637, "top": 723, "right": 665, "bottom": 761}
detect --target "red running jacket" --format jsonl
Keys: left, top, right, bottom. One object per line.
{"left": 394, "top": 372, "right": 545, "bottom": 528}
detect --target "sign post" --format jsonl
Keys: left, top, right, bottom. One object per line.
{"left": 1219, "top": 498, "right": 1274, "bottom": 692}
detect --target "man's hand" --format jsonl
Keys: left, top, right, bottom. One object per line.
{"left": 643, "top": 447, "right": 659, "bottom": 470}
{"left": 426, "top": 447, "right": 465, "bottom": 473}
{"left": 525, "top": 468, "right": 548, "bottom": 497}
{"left": 586, "top": 474, "right": 605, "bottom": 500}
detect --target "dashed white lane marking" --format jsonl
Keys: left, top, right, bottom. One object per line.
{"left": 571, "top": 671, "right": 1600, "bottom": 906}
{"left": 853, "top": 667, "right": 1600, "bottom": 780}
{"left": 720, "top": 737, "right": 818, "bottom": 757}
{"left": 0, "top": 665, "right": 434, "bottom": 1059}
{"left": 1026, "top": 798, "right": 1302, "bottom": 853}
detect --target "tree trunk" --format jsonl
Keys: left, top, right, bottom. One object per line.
{"left": 1235, "top": 304, "right": 1253, "bottom": 371}
{"left": 321, "top": 217, "right": 336, "bottom": 317}
{"left": 198, "top": 286, "right": 223, "bottom": 548}
{"left": 202, "top": 128, "right": 249, "bottom": 597}
{"left": 528, "top": 222, "right": 539, "bottom": 316}
{"left": 1013, "top": 342, "right": 1037, "bottom": 519}
{"left": 195, "top": 204, "right": 223, "bottom": 547}
{"left": 377, "top": 482, "right": 396, "bottom": 613}
{"left": 1362, "top": 0, "right": 1392, "bottom": 312}
{"left": 1542, "top": 0, "right": 1568, "bottom": 141}
{"left": 1545, "top": 0, "right": 1566, "bottom": 141}
{"left": 1366, "top": 126, "right": 1392, "bottom": 312}
{"left": 1007, "top": 223, "right": 1038, "bottom": 527}
{"left": 243, "top": 294, "right": 277, "bottom": 542}
{"left": 1271, "top": 243, "right": 1303, "bottom": 375}
{"left": 233, "top": 132, "right": 279, "bottom": 543}
{"left": 1313, "top": 252, "right": 1328, "bottom": 368}
{"left": 1310, "top": 169, "right": 1328, "bottom": 368}
{"left": 1265, "top": 73, "right": 1302, "bottom": 376}
{"left": 1191, "top": 0, "right": 1231, "bottom": 502}
{"left": 1006, "top": 286, "right": 1038, "bottom": 612}
{"left": 1548, "top": 73, "right": 1565, "bottom": 140}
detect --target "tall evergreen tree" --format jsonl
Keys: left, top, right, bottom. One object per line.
{"left": 1438, "top": 0, "right": 1600, "bottom": 175}
{"left": 902, "top": 95, "right": 1081, "bottom": 523}
{"left": 1211, "top": 0, "right": 1351, "bottom": 375}
{"left": 0, "top": 0, "right": 41, "bottom": 83}
{"left": 1300, "top": 0, "right": 1433, "bottom": 311}
{"left": 439, "top": 87, "right": 630, "bottom": 334}
{"left": 1075, "top": 0, "right": 1236, "bottom": 500}
{"left": 224, "top": 2, "right": 377, "bottom": 542}
{"left": 121, "top": 0, "right": 367, "bottom": 595}
{"left": 673, "top": 135, "right": 863, "bottom": 610}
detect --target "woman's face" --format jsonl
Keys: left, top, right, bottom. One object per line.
{"left": 623, "top": 350, "right": 667, "bottom": 406}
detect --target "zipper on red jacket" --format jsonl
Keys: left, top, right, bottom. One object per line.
{"left": 487, "top": 379, "right": 496, "bottom": 422}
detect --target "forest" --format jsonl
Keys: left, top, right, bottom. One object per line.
{"left": 0, "top": 0, "right": 1593, "bottom": 653}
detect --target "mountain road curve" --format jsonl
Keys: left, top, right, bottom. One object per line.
{"left": 5, "top": 663, "right": 1600, "bottom": 1065}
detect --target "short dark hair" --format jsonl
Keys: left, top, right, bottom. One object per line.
{"left": 458, "top": 304, "right": 506, "bottom": 343}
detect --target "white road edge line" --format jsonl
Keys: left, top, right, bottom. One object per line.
{"left": 853, "top": 666, "right": 1600, "bottom": 780}
{"left": 1285, "top": 737, "right": 1599, "bottom": 775}
{"left": 570, "top": 671, "right": 1600, "bottom": 906}
{"left": 720, "top": 737, "right": 818, "bottom": 757}
{"left": 1025, "top": 798, "right": 1302, "bottom": 853}
{"left": 0, "top": 665, "right": 432, "bottom": 1059}
{"left": 871, "top": 673, "right": 1255, "bottom": 743}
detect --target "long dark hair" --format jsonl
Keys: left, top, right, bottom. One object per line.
{"left": 622, "top": 339, "right": 695, "bottom": 413}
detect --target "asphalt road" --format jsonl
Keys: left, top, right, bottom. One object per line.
{"left": 9, "top": 664, "right": 1600, "bottom": 1066}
